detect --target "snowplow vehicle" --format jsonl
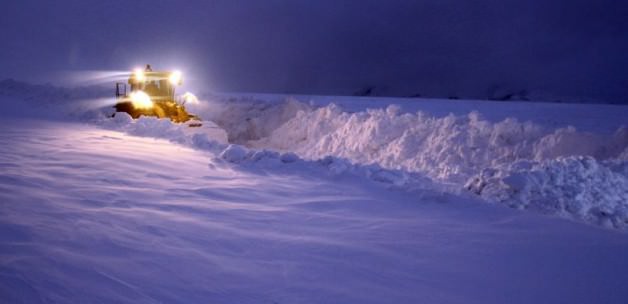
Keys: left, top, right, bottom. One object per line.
{"left": 114, "top": 65, "right": 200, "bottom": 125}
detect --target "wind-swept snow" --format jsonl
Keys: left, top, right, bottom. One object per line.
{"left": 2, "top": 80, "right": 628, "bottom": 303}
{"left": 2, "top": 119, "right": 628, "bottom": 304}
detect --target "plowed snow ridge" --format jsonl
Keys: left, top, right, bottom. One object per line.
{"left": 201, "top": 97, "right": 628, "bottom": 229}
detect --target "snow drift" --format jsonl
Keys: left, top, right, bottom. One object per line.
{"left": 252, "top": 104, "right": 627, "bottom": 179}
{"left": 101, "top": 111, "right": 229, "bottom": 147}
{"left": 465, "top": 157, "right": 628, "bottom": 229}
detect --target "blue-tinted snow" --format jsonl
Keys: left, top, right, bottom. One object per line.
{"left": 1, "top": 82, "right": 628, "bottom": 303}
{"left": 1, "top": 120, "right": 628, "bottom": 304}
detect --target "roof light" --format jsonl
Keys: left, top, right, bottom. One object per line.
{"left": 134, "top": 69, "right": 145, "bottom": 82}
{"left": 169, "top": 71, "right": 182, "bottom": 85}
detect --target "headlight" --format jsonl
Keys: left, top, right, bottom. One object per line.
{"left": 130, "top": 91, "right": 153, "bottom": 109}
{"left": 169, "top": 71, "right": 182, "bottom": 85}
{"left": 134, "top": 68, "right": 145, "bottom": 82}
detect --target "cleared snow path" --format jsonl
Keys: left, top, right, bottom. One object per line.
{"left": 2, "top": 119, "right": 628, "bottom": 304}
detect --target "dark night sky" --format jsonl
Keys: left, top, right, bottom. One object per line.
{"left": 1, "top": 0, "right": 627, "bottom": 102}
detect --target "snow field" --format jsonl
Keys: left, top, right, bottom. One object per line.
{"left": 3, "top": 120, "right": 628, "bottom": 303}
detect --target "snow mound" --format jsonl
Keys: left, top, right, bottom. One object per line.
{"left": 220, "top": 144, "right": 249, "bottom": 163}
{"left": 254, "top": 104, "right": 628, "bottom": 183}
{"left": 246, "top": 102, "right": 628, "bottom": 228}
{"left": 535, "top": 126, "right": 628, "bottom": 160}
{"left": 465, "top": 157, "right": 628, "bottom": 228}
{"left": 98, "top": 112, "right": 229, "bottom": 150}
{"left": 106, "top": 113, "right": 187, "bottom": 143}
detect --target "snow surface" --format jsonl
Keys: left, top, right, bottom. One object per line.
{"left": 3, "top": 118, "right": 628, "bottom": 304}
{"left": 1, "top": 81, "right": 628, "bottom": 303}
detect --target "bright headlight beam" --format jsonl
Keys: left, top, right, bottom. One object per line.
{"left": 130, "top": 91, "right": 153, "bottom": 109}
{"left": 134, "top": 68, "right": 145, "bottom": 82}
{"left": 169, "top": 71, "right": 182, "bottom": 85}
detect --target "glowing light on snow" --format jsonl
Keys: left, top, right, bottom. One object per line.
{"left": 130, "top": 91, "right": 153, "bottom": 109}
{"left": 56, "top": 70, "right": 130, "bottom": 86}
{"left": 134, "top": 69, "right": 145, "bottom": 82}
{"left": 169, "top": 71, "right": 182, "bottom": 85}
{"left": 182, "top": 92, "right": 199, "bottom": 104}
{"left": 80, "top": 98, "right": 118, "bottom": 109}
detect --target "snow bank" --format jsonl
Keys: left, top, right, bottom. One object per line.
{"left": 254, "top": 104, "right": 628, "bottom": 182}
{"left": 246, "top": 103, "right": 628, "bottom": 228}
{"left": 465, "top": 157, "right": 628, "bottom": 229}
{"left": 99, "top": 112, "right": 229, "bottom": 151}
{"left": 219, "top": 144, "right": 249, "bottom": 163}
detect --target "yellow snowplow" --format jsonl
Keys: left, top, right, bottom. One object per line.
{"left": 114, "top": 65, "right": 201, "bottom": 125}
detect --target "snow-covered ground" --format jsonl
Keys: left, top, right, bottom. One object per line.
{"left": 1, "top": 80, "right": 628, "bottom": 303}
